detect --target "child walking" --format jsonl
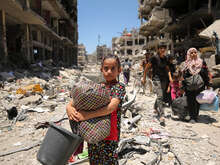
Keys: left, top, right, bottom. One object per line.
{"left": 66, "top": 54, "right": 126, "bottom": 165}
{"left": 167, "top": 72, "right": 182, "bottom": 101}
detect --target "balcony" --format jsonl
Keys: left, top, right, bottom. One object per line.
{"left": 0, "top": 0, "right": 45, "bottom": 25}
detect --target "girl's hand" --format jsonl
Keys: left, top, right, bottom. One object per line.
{"left": 66, "top": 101, "right": 79, "bottom": 121}
{"left": 180, "top": 89, "right": 185, "bottom": 95}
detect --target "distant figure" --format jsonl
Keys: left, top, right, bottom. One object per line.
{"left": 140, "top": 52, "right": 153, "bottom": 94}
{"left": 122, "top": 58, "right": 132, "bottom": 85}
{"left": 213, "top": 31, "right": 220, "bottom": 64}
{"left": 142, "top": 42, "right": 172, "bottom": 126}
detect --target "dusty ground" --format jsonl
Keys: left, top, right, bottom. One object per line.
{"left": 0, "top": 64, "right": 220, "bottom": 165}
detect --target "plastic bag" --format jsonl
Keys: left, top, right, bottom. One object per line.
{"left": 196, "top": 89, "right": 216, "bottom": 104}
{"left": 200, "top": 96, "right": 219, "bottom": 112}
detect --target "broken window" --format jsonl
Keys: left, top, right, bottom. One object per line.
{"left": 135, "top": 39, "right": 138, "bottom": 45}
{"left": 135, "top": 49, "right": 139, "bottom": 55}
{"left": 120, "top": 49, "right": 125, "bottom": 55}
{"left": 32, "top": 31, "right": 37, "bottom": 41}
{"left": 139, "top": 39, "right": 145, "bottom": 45}
{"left": 127, "top": 40, "right": 133, "bottom": 46}
{"left": 127, "top": 49, "right": 132, "bottom": 55}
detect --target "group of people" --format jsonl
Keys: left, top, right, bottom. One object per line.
{"left": 141, "top": 43, "right": 211, "bottom": 125}
{"left": 65, "top": 43, "right": 211, "bottom": 164}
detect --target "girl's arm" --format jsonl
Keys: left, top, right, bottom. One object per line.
{"left": 74, "top": 98, "right": 121, "bottom": 122}
{"left": 167, "top": 83, "right": 170, "bottom": 93}
{"left": 142, "top": 62, "right": 152, "bottom": 84}
{"left": 166, "top": 66, "right": 173, "bottom": 83}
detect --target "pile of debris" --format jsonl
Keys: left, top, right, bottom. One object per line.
{"left": 0, "top": 62, "right": 220, "bottom": 165}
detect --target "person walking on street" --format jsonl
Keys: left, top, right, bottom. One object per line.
{"left": 122, "top": 57, "right": 132, "bottom": 85}
{"left": 142, "top": 42, "right": 172, "bottom": 126}
{"left": 181, "top": 47, "right": 211, "bottom": 123}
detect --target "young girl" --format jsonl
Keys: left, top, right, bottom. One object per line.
{"left": 167, "top": 71, "right": 182, "bottom": 101}
{"left": 66, "top": 54, "right": 126, "bottom": 165}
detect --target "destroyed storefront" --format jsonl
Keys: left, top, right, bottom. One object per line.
{"left": 0, "top": 0, "right": 78, "bottom": 68}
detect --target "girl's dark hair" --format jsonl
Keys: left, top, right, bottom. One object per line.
{"left": 173, "top": 70, "right": 182, "bottom": 80}
{"left": 101, "top": 54, "right": 121, "bottom": 69}
{"left": 173, "top": 72, "right": 179, "bottom": 80}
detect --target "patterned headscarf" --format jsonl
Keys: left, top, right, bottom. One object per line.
{"left": 182, "top": 47, "right": 203, "bottom": 75}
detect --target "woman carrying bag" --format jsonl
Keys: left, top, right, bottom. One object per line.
{"left": 181, "top": 47, "right": 211, "bottom": 123}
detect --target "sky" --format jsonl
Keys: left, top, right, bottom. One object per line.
{"left": 78, "top": 0, "right": 140, "bottom": 54}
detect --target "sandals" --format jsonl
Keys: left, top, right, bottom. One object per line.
{"left": 159, "top": 117, "right": 165, "bottom": 127}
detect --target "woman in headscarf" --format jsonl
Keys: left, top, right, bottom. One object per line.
{"left": 182, "top": 47, "right": 210, "bottom": 123}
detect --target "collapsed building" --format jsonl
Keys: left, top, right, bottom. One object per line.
{"left": 96, "top": 44, "right": 112, "bottom": 62}
{"left": 138, "top": 0, "right": 220, "bottom": 63}
{"left": 112, "top": 28, "right": 147, "bottom": 59}
{"left": 0, "top": 0, "right": 78, "bottom": 68}
{"left": 138, "top": 0, "right": 172, "bottom": 53}
{"left": 161, "top": 0, "right": 220, "bottom": 56}
{"left": 78, "top": 43, "right": 87, "bottom": 66}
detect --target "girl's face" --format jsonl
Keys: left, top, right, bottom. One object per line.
{"left": 101, "top": 58, "right": 121, "bottom": 82}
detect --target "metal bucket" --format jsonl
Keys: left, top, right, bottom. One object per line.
{"left": 37, "top": 123, "right": 83, "bottom": 165}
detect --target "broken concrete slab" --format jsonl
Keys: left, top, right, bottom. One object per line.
{"left": 18, "top": 95, "right": 42, "bottom": 105}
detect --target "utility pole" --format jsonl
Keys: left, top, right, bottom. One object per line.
{"left": 98, "top": 34, "right": 101, "bottom": 46}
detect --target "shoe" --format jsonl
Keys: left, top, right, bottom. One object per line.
{"left": 78, "top": 151, "right": 88, "bottom": 159}
{"left": 68, "top": 154, "right": 76, "bottom": 163}
{"left": 189, "top": 119, "right": 196, "bottom": 124}
{"left": 159, "top": 117, "right": 165, "bottom": 127}
{"left": 171, "top": 113, "right": 178, "bottom": 119}
{"left": 153, "top": 109, "right": 158, "bottom": 114}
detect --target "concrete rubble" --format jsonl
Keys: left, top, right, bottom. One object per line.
{"left": 0, "top": 63, "right": 220, "bottom": 165}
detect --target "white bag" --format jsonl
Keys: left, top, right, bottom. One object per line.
{"left": 196, "top": 89, "right": 216, "bottom": 104}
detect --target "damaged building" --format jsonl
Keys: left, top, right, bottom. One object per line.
{"left": 138, "top": 0, "right": 172, "bottom": 53}
{"left": 0, "top": 0, "right": 78, "bottom": 68}
{"left": 112, "top": 28, "right": 147, "bottom": 59}
{"left": 161, "top": 0, "right": 220, "bottom": 62}
{"left": 138, "top": 0, "right": 220, "bottom": 63}
{"left": 78, "top": 43, "right": 87, "bottom": 66}
{"left": 96, "top": 44, "right": 112, "bottom": 62}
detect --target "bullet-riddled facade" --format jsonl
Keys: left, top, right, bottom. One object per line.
{"left": 0, "top": 0, "right": 78, "bottom": 67}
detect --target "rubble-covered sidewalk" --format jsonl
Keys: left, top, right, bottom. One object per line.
{"left": 0, "top": 62, "right": 220, "bottom": 165}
